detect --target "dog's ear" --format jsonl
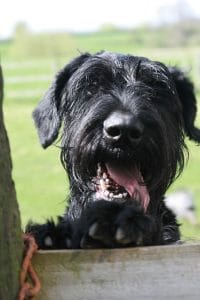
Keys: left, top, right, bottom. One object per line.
{"left": 33, "top": 53, "right": 91, "bottom": 148}
{"left": 169, "top": 67, "right": 200, "bottom": 143}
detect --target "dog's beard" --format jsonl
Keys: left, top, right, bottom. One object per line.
{"left": 61, "top": 121, "right": 185, "bottom": 213}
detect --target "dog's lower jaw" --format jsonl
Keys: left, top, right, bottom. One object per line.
{"left": 66, "top": 185, "right": 149, "bottom": 224}
{"left": 67, "top": 181, "right": 168, "bottom": 217}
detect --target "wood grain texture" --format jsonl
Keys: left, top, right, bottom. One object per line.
{"left": 33, "top": 243, "right": 200, "bottom": 300}
{"left": 0, "top": 66, "right": 23, "bottom": 300}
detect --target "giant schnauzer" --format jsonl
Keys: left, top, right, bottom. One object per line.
{"left": 27, "top": 51, "right": 200, "bottom": 249}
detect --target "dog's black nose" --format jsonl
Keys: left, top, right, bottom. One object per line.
{"left": 103, "top": 111, "right": 144, "bottom": 143}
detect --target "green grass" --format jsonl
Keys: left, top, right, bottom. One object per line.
{"left": 4, "top": 103, "right": 67, "bottom": 228}
{"left": 167, "top": 139, "right": 200, "bottom": 240}
{"left": 2, "top": 43, "right": 200, "bottom": 239}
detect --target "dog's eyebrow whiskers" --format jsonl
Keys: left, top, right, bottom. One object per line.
{"left": 134, "top": 59, "right": 142, "bottom": 81}
{"left": 123, "top": 59, "right": 142, "bottom": 86}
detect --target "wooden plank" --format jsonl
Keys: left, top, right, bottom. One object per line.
{"left": 33, "top": 243, "right": 200, "bottom": 300}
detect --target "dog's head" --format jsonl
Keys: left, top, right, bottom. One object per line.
{"left": 33, "top": 51, "right": 200, "bottom": 211}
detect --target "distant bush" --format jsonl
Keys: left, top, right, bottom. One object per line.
{"left": 10, "top": 22, "right": 76, "bottom": 59}
{"left": 130, "top": 19, "right": 200, "bottom": 48}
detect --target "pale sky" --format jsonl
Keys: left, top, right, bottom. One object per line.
{"left": 1, "top": 0, "right": 200, "bottom": 39}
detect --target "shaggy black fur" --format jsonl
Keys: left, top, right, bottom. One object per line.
{"left": 27, "top": 51, "right": 200, "bottom": 249}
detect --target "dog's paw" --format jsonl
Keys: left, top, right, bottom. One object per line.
{"left": 76, "top": 201, "right": 156, "bottom": 248}
{"left": 26, "top": 220, "right": 57, "bottom": 249}
{"left": 114, "top": 206, "right": 155, "bottom": 246}
{"left": 26, "top": 218, "right": 72, "bottom": 249}
{"left": 72, "top": 201, "right": 120, "bottom": 248}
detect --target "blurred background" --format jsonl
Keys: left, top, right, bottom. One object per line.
{"left": 1, "top": 0, "right": 200, "bottom": 240}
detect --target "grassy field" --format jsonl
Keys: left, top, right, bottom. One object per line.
{"left": 1, "top": 40, "right": 200, "bottom": 240}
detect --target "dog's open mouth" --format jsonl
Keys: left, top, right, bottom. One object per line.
{"left": 94, "top": 162, "right": 150, "bottom": 212}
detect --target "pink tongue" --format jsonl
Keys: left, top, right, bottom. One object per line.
{"left": 105, "top": 163, "right": 150, "bottom": 212}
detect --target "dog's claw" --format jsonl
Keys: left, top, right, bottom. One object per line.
{"left": 116, "top": 227, "right": 144, "bottom": 245}
{"left": 44, "top": 236, "right": 53, "bottom": 247}
{"left": 115, "top": 228, "right": 132, "bottom": 244}
{"left": 115, "top": 228, "right": 125, "bottom": 241}
{"left": 135, "top": 234, "right": 143, "bottom": 246}
{"left": 80, "top": 236, "right": 93, "bottom": 249}
{"left": 65, "top": 238, "right": 72, "bottom": 248}
{"left": 89, "top": 222, "right": 99, "bottom": 238}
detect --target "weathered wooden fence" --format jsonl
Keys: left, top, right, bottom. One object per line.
{"left": 33, "top": 242, "right": 200, "bottom": 300}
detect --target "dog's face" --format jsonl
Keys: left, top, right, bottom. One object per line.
{"left": 33, "top": 52, "right": 200, "bottom": 211}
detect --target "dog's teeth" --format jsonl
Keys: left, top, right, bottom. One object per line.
{"left": 97, "top": 163, "right": 102, "bottom": 177}
{"left": 100, "top": 179, "right": 107, "bottom": 191}
{"left": 104, "top": 190, "right": 109, "bottom": 197}
{"left": 112, "top": 194, "right": 118, "bottom": 198}
{"left": 112, "top": 193, "right": 123, "bottom": 199}
{"left": 105, "top": 178, "right": 110, "bottom": 184}
{"left": 103, "top": 172, "right": 107, "bottom": 179}
{"left": 123, "top": 193, "right": 128, "bottom": 198}
{"left": 109, "top": 192, "right": 114, "bottom": 198}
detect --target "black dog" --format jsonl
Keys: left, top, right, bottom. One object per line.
{"left": 27, "top": 51, "right": 200, "bottom": 249}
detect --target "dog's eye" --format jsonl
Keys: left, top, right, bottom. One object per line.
{"left": 86, "top": 80, "right": 99, "bottom": 96}
{"left": 90, "top": 80, "right": 98, "bottom": 89}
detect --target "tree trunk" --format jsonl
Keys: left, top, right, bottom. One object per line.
{"left": 0, "top": 66, "right": 23, "bottom": 299}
